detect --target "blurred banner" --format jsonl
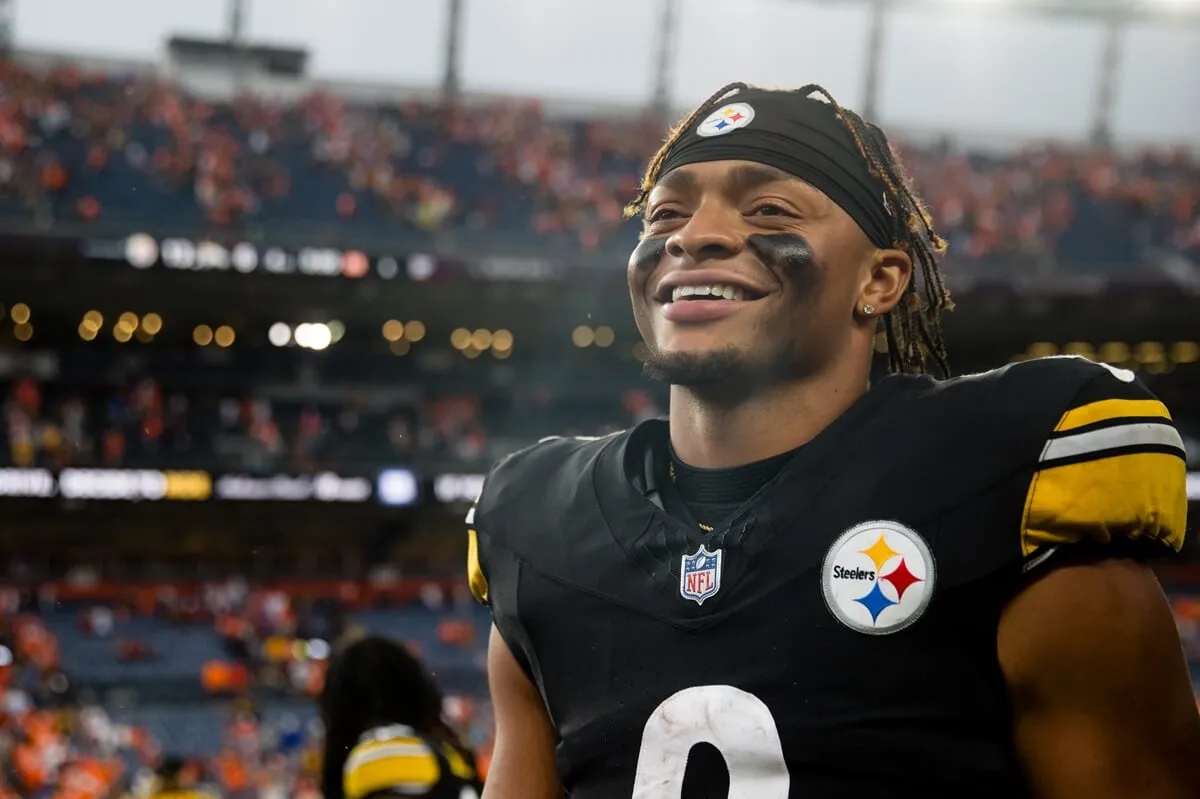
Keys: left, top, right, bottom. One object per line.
{"left": 0, "top": 230, "right": 572, "bottom": 284}
{"left": 0, "top": 231, "right": 1191, "bottom": 296}
{"left": 0, "top": 467, "right": 375, "bottom": 503}
{"left": 83, "top": 232, "right": 567, "bottom": 284}
{"left": 3, "top": 467, "right": 1195, "bottom": 503}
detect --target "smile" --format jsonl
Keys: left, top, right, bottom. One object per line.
{"left": 658, "top": 288, "right": 766, "bottom": 323}
{"left": 657, "top": 282, "right": 767, "bottom": 305}
{"left": 669, "top": 283, "right": 752, "bottom": 302}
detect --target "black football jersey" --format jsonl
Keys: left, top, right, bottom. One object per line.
{"left": 343, "top": 724, "right": 482, "bottom": 799}
{"left": 467, "top": 357, "right": 1188, "bottom": 799}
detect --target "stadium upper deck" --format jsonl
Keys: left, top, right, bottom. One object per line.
{"left": 0, "top": 58, "right": 1195, "bottom": 269}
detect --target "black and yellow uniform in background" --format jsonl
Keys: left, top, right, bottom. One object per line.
{"left": 468, "top": 356, "right": 1188, "bottom": 798}
{"left": 343, "top": 723, "right": 482, "bottom": 799}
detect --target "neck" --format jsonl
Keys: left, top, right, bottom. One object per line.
{"left": 668, "top": 360, "right": 870, "bottom": 469}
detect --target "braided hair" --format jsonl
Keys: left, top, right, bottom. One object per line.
{"left": 626, "top": 82, "right": 953, "bottom": 377}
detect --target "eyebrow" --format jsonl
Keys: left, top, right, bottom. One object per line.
{"left": 654, "top": 163, "right": 804, "bottom": 199}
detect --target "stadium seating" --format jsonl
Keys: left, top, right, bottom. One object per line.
{"left": 0, "top": 60, "right": 1195, "bottom": 265}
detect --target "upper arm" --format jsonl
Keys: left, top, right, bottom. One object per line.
{"left": 484, "top": 624, "right": 562, "bottom": 799}
{"left": 999, "top": 558, "right": 1200, "bottom": 799}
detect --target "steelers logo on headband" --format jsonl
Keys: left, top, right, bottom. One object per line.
{"left": 696, "top": 103, "right": 756, "bottom": 138}
{"left": 660, "top": 88, "right": 894, "bottom": 248}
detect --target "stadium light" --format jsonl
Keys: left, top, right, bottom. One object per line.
{"left": 10, "top": 303, "right": 29, "bottom": 325}
{"left": 1170, "top": 342, "right": 1199, "bottom": 363}
{"left": 141, "top": 313, "right": 163, "bottom": 335}
{"left": 572, "top": 326, "right": 595, "bottom": 348}
{"left": 471, "top": 329, "right": 493, "bottom": 350}
{"left": 295, "top": 323, "right": 331, "bottom": 351}
{"left": 382, "top": 319, "right": 404, "bottom": 342}
{"left": 404, "top": 321, "right": 427, "bottom": 342}
{"left": 268, "top": 322, "right": 292, "bottom": 347}
{"left": 309, "top": 324, "right": 331, "bottom": 351}
{"left": 1064, "top": 342, "right": 1096, "bottom": 359}
{"left": 492, "top": 329, "right": 514, "bottom": 352}
{"left": 1134, "top": 341, "right": 1165, "bottom": 364}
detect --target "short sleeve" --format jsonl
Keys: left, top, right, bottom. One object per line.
{"left": 1020, "top": 363, "right": 1188, "bottom": 563}
{"left": 344, "top": 736, "right": 441, "bottom": 798}
{"left": 465, "top": 506, "right": 489, "bottom": 605}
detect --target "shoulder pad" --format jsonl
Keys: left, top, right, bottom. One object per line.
{"left": 466, "top": 433, "right": 623, "bottom": 604}
{"left": 1003, "top": 357, "right": 1187, "bottom": 561}
{"left": 343, "top": 730, "right": 440, "bottom": 799}
{"left": 473, "top": 434, "right": 621, "bottom": 523}
{"left": 871, "top": 358, "right": 1105, "bottom": 516}
{"left": 878, "top": 357, "right": 1186, "bottom": 583}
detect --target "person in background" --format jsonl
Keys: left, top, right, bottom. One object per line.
{"left": 145, "top": 756, "right": 214, "bottom": 799}
{"left": 319, "top": 635, "right": 483, "bottom": 799}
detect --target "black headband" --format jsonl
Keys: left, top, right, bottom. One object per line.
{"left": 657, "top": 88, "right": 895, "bottom": 249}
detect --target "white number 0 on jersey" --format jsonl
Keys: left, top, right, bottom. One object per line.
{"left": 631, "top": 685, "right": 790, "bottom": 798}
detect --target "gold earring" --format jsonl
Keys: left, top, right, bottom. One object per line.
{"left": 861, "top": 304, "right": 875, "bottom": 316}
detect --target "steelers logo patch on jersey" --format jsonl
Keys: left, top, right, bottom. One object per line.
{"left": 696, "top": 103, "right": 756, "bottom": 137}
{"left": 822, "top": 520, "right": 935, "bottom": 635}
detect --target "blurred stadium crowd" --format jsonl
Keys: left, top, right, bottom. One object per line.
{"left": 4, "top": 366, "right": 1196, "bottom": 475}
{"left": 0, "top": 573, "right": 1192, "bottom": 797}
{"left": 0, "top": 368, "right": 665, "bottom": 473}
{"left": 0, "top": 60, "right": 1196, "bottom": 265}
{"left": 0, "top": 578, "right": 492, "bottom": 798}
{"left": 0, "top": 45, "right": 1197, "bottom": 799}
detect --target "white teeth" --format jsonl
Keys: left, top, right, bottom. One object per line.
{"left": 670, "top": 284, "right": 747, "bottom": 302}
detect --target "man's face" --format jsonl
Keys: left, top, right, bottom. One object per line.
{"left": 627, "top": 159, "right": 881, "bottom": 390}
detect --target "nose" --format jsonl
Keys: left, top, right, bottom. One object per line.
{"left": 665, "top": 204, "right": 744, "bottom": 264}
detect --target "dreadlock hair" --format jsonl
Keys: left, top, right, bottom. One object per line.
{"left": 626, "top": 82, "right": 954, "bottom": 378}
{"left": 319, "top": 634, "right": 458, "bottom": 799}
{"left": 154, "top": 755, "right": 188, "bottom": 792}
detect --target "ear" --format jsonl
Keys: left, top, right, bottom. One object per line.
{"left": 856, "top": 247, "right": 912, "bottom": 318}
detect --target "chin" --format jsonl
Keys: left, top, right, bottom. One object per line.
{"left": 641, "top": 344, "right": 745, "bottom": 387}
{"left": 653, "top": 323, "right": 744, "bottom": 353}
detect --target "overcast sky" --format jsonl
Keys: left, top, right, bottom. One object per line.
{"left": 13, "top": 0, "right": 1200, "bottom": 143}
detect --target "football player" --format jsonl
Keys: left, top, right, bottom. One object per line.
{"left": 319, "top": 635, "right": 483, "bottom": 799}
{"left": 468, "top": 82, "right": 1199, "bottom": 798}
{"left": 145, "top": 756, "right": 214, "bottom": 799}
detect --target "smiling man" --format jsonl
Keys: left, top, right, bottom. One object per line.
{"left": 468, "top": 83, "right": 1197, "bottom": 798}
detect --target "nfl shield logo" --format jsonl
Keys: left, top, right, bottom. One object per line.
{"left": 680, "top": 545, "right": 723, "bottom": 605}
